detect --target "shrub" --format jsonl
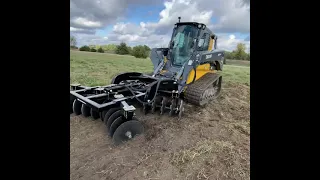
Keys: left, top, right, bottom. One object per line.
{"left": 70, "top": 45, "right": 78, "bottom": 50}
{"left": 127, "top": 46, "right": 133, "bottom": 55}
{"left": 101, "top": 44, "right": 117, "bottom": 51}
{"left": 115, "top": 42, "right": 130, "bottom": 55}
{"left": 79, "top": 45, "right": 90, "bottom": 51}
{"left": 97, "top": 47, "right": 104, "bottom": 53}
{"left": 143, "top": 45, "right": 151, "bottom": 51}
{"left": 90, "top": 48, "right": 97, "bottom": 52}
{"left": 131, "top": 45, "right": 148, "bottom": 58}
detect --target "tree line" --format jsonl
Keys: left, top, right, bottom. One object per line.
{"left": 70, "top": 35, "right": 151, "bottom": 58}
{"left": 78, "top": 42, "right": 151, "bottom": 59}
{"left": 70, "top": 35, "right": 250, "bottom": 60}
{"left": 224, "top": 43, "right": 250, "bottom": 61}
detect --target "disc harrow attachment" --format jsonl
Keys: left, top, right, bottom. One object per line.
{"left": 70, "top": 72, "right": 222, "bottom": 144}
{"left": 70, "top": 73, "right": 184, "bottom": 145}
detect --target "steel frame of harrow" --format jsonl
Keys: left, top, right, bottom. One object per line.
{"left": 70, "top": 83, "right": 146, "bottom": 119}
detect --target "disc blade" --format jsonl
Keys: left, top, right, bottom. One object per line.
{"left": 90, "top": 108, "right": 100, "bottom": 120}
{"left": 81, "top": 104, "right": 91, "bottom": 117}
{"left": 72, "top": 99, "right": 82, "bottom": 115}
{"left": 103, "top": 107, "right": 122, "bottom": 127}
{"left": 109, "top": 116, "right": 130, "bottom": 137}
{"left": 112, "top": 120, "right": 144, "bottom": 145}
{"left": 106, "top": 110, "right": 123, "bottom": 131}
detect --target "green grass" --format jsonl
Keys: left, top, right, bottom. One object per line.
{"left": 70, "top": 50, "right": 250, "bottom": 86}
{"left": 70, "top": 51, "right": 153, "bottom": 86}
{"left": 222, "top": 65, "right": 250, "bottom": 85}
{"left": 226, "top": 59, "right": 250, "bottom": 67}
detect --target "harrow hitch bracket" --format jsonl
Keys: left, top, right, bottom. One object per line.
{"left": 121, "top": 101, "right": 135, "bottom": 120}
{"left": 115, "top": 94, "right": 136, "bottom": 120}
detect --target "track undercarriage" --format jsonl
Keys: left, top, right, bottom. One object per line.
{"left": 70, "top": 72, "right": 222, "bottom": 145}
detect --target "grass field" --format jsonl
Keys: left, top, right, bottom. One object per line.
{"left": 70, "top": 50, "right": 250, "bottom": 86}
{"left": 226, "top": 59, "right": 250, "bottom": 67}
{"left": 70, "top": 50, "right": 250, "bottom": 180}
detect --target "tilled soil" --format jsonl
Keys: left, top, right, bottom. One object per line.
{"left": 70, "top": 82, "right": 250, "bottom": 180}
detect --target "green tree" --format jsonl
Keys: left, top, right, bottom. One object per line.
{"left": 143, "top": 45, "right": 151, "bottom": 56}
{"left": 79, "top": 45, "right": 90, "bottom": 51}
{"left": 115, "top": 42, "right": 130, "bottom": 55}
{"left": 104, "top": 44, "right": 117, "bottom": 51}
{"left": 234, "top": 43, "right": 247, "bottom": 60}
{"left": 70, "top": 35, "right": 77, "bottom": 48}
{"left": 127, "top": 46, "right": 133, "bottom": 55}
{"left": 98, "top": 47, "right": 104, "bottom": 53}
{"left": 131, "top": 45, "right": 148, "bottom": 58}
{"left": 143, "top": 45, "right": 151, "bottom": 51}
{"left": 225, "top": 51, "right": 233, "bottom": 59}
{"left": 90, "top": 48, "right": 97, "bottom": 52}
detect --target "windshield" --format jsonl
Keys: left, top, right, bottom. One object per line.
{"left": 171, "top": 25, "right": 198, "bottom": 66}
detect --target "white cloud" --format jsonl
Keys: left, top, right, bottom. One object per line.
{"left": 70, "top": 27, "right": 78, "bottom": 31}
{"left": 71, "top": 0, "right": 250, "bottom": 51}
{"left": 70, "top": 0, "right": 163, "bottom": 31}
{"left": 213, "top": 3, "right": 250, "bottom": 33}
{"left": 71, "top": 17, "right": 102, "bottom": 28}
{"left": 112, "top": 22, "right": 152, "bottom": 36}
{"left": 139, "top": 0, "right": 249, "bottom": 35}
{"left": 143, "top": 0, "right": 213, "bottom": 35}
{"left": 105, "top": 33, "right": 171, "bottom": 48}
{"left": 74, "top": 34, "right": 109, "bottom": 46}
{"left": 70, "top": 27, "right": 95, "bottom": 34}
{"left": 217, "top": 33, "right": 250, "bottom": 53}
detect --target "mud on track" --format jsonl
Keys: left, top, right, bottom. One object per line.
{"left": 70, "top": 82, "right": 250, "bottom": 180}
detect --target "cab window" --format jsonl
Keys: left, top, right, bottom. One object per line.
{"left": 198, "top": 33, "right": 210, "bottom": 51}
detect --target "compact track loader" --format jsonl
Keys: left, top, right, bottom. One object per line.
{"left": 70, "top": 17, "right": 225, "bottom": 145}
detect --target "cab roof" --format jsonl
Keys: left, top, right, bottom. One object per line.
{"left": 174, "top": 22, "right": 215, "bottom": 37}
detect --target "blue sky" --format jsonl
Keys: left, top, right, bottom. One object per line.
{"left": 125, "top": 4, "right": 163, "bottom": 23}
{"left": 70, "top": 0, "right": 250, "bottom": 52}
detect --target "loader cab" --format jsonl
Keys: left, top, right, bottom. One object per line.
{"left": 169, "top": 23, "right": 198, "bottom": 66}
{"left": 168, "top": 22, "right": 217, "bottom": 67}
{"left": 197, "top": 28, "right": 217, "bottom": 51}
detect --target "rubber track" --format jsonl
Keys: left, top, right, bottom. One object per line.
{"left": 185, "top": 73, "right": 221, "bottom": 106}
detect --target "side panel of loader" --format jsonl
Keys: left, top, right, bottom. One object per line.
{"left": 181, "top": 50, "right": 224, "bottom": 87}
{"left": 200, "top": 50, "right": 224, "bottom": 70}
{"left": 186, "top": 63, "right": 215, "bottom": 84}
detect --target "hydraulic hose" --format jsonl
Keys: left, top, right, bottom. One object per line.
{"left": 123, "top": 79, "right": 162, "bottom": 105}
{"left": 120, "top": 60, "right": 197, "bottom": 104}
